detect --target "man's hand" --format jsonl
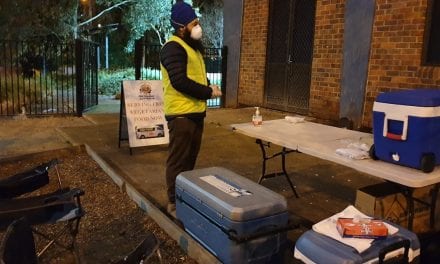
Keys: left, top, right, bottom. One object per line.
{"left": 210, "top": 85, "right": 222, "bottom": 98}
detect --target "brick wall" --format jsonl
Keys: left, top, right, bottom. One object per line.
{"left": 309, "top": 0, "right": 346, "bottom": 124}
{"left": 238, "top": 0, "right": 269, "bottom": 106}
{"left": 238, "top": 0, "right": 439, "bottom": 128}
{"left": 363, "top": 0, "right": 440, "bottom": 128}
{"left": 238, "top": 0, "right": 347, "bottom": 122}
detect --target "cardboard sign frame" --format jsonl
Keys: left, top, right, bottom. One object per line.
{"left": 118, "top": 80, "right": 169, "bottom": 154}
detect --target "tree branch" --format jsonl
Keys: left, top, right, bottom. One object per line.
{"left": 151, "top": 24, "right": 164, "bottom": 45}
{"left": 77, "top": 0, "right": 134, "bottom": 28}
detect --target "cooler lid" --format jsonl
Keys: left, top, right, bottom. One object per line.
{"left": 176, "top": 167, "right": 287, "bottom": 222}
{"left": 376, "top": 89, "right": 440, "bottom": 107}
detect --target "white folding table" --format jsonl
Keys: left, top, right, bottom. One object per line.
{"left": 231, "top": 119, "right": 440, "bottom": 230}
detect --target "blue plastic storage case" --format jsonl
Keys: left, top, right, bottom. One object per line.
{"left": 176, "top": 167, "right": 289, "bottom": 264}
{"left": 294, "top": 223, "right": 420, "bottom": 264}
{"left": 372, "top": 89, "right": 440, "bottom": 172}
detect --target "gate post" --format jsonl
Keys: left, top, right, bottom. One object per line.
{"left": 221, "top": 46, "right": 228, "bottom": 108}
{"left": 134, "top": 38, "right": 144, "bottom": 80}
{"left": 76, "top": 39, "right": 84, "bottom": 117}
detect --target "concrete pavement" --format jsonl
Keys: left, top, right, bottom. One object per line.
{"left": 56, "top": 102, "right": 383, "bottom": 263}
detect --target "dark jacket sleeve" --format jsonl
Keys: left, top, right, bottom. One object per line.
{"left": 160, "top": 41, "right": 212, "bottom": 100}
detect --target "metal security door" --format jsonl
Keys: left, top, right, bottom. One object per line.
{"left": 265, "top": 0, "right": 316, "bottom": 114}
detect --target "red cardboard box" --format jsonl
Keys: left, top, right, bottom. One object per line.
{"left": 336, "top": 218, "right": 388, "bottom": 239}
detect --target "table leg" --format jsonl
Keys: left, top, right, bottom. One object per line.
{"left": 396, "top": 183, "right": 439, "bottom": 231}
{"left": 401, "top": 187, "right": 415, "bottom": 231}
{"left": 281, "top": 147, "right": 298, "bottom": 198}
{"left": 430, "top": 183, "right": 439, "bottom": 229}
{"left": 256, "top": 139, "right": 299, "bottom": 198}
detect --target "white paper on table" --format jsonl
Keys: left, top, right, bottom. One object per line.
{"left": 285, "top": 116, "right": 305, "bottom": 123}
{"left": 335, "top": 148, "right": 369, "bottom": 160}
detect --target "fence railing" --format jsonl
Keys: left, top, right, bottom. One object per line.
{"left": 76, "top": 39, "right": 99, "bottom": 115}
{"left": 0, "top": 39, "right": 98, "bottom": 116}
{"left": 135, "top": 40, "right": 227, "bottom": 108}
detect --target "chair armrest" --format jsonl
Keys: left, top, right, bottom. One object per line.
{"left": 35, "top": 159, "right": 59, "bottom": 172}
{"left": 0, "top": 171, "right": 49, "bottom": 199}
{"left": 61, "top": 188, "right": 85, "bottom": 204}
{"left": 63, "top": 188, "right": 86, "bottom": 216}
{"left": 0, "top": 187, "right": 85, "bottom": 229}
{"left": 69, "top": 188, "right": 85, "bottom": 197}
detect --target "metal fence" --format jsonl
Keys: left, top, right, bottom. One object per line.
{"left": 135, "top": 40, "right": 227, "bottom": 108}
{"left": 76, "top": 39, "right": 99, "bottom": 114}
{"left": 0, "top": 39, "right": 98, "bottom": 116}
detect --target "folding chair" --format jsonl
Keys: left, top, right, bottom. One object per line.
{"left": 113, "top": 232, "right": 163, "bottom": 264}
{"left": 1, "top": 218, "right": 162, "bottom": 264}
{"left": 0, "top": 159, "right": 57, "bottom": 199}
{"left": 0, "top": 218, "right": 37, "bottom": 264}
{"left": 0, "top": 159, "right": 85, "bottom": 259}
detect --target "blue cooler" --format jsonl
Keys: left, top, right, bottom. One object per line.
{"left": 176, "top": 167, "right": 289, "bottom": 264}
{"left": 371, "top": 89, "right": 440, "bottom": 172}
{"left": 294, "top": 223, "right": 420, "bottom": 264}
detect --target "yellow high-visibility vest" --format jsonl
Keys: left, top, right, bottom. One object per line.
{"left": 161, "top": 36, "right": 207, "bottom": 116}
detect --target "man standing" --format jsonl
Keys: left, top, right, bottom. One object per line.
{"left": 160, "top": 1, "right": 222, "bottom": 214}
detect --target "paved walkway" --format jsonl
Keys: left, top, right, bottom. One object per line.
{"left": 1, "top": 99, "right": 438, "bottom": 263}
{"left": 60, "top": 102, "right": 382, "bottom": 263}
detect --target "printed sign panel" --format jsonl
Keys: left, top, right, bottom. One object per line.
{"left": 122, "top": 80, "right": 169, "bottom": 147}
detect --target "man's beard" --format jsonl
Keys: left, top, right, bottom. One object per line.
{"left": 182, "top": 29, "right": 205, "bottom": 54}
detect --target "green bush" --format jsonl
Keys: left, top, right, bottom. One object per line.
{"left": 0, "top": 71, "right": 49, "bottom": 114}
{"left": 98, "top": 68, "right": 162, "bottom": 95}
{"left": 98, "top": 68, "right": 135, "bottom": 95}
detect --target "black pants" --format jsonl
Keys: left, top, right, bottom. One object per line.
{"left": 166, "top": 117, "right": 204, "bottom": 203}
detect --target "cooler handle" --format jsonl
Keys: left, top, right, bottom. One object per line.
{"left": 383, "top": 114, "right": 408, "bottom": 141}
{"left": 227, "top": 221, "right": 299, "bottom": 243}
{"left": 378, "top": 238, "right": 410, "bottom": 264}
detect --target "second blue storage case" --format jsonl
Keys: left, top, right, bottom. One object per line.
{"left": 294, "top": 224, "right": 420, "bottom": 263}
{"left": 371, "top": 89, "right": 440, "bottom": 172}
{"left": 176, "top": 167, "right": 289, "bottom": 264}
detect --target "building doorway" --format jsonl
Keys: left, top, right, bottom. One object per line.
{"left": 265, "top": 0, "right": 316, "bottom": 114}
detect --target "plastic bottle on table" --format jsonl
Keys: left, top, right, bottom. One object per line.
{"left": 252, "top": 107, "right": 262, "bottom": 126}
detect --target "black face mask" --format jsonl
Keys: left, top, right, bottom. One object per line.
{"left": 182, "top": 28, "right": 204, "bottom": 54}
